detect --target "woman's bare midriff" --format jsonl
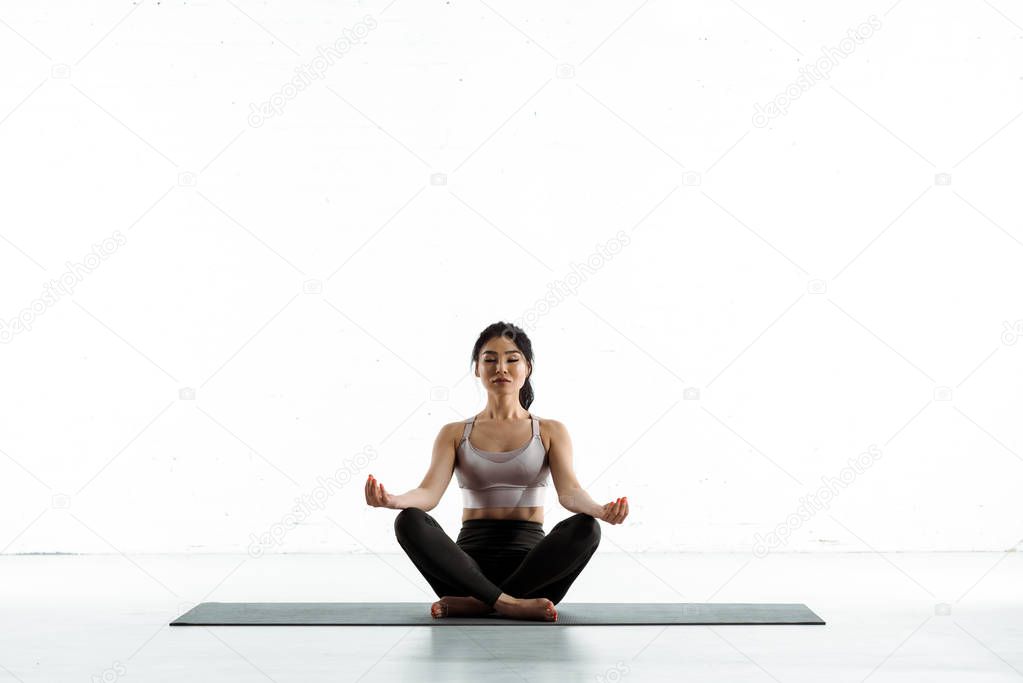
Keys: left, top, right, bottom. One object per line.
{"left": 462, "top": 506, "right": 544, "bottom": 524}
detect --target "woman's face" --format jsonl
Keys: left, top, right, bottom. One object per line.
{"left": 476, "top": 337, "right": 530, "bottom": 393}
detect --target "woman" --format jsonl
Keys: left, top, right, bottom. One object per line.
{"left": 365, "top": 321, "right": 629, "bottom": 622}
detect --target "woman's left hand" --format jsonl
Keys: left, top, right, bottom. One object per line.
{"left": 598, "top": 496, "right": 628, "bottom": 525}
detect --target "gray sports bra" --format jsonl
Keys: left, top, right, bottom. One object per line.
{"left": 454, "top": 413, "right": 550, "bottom": 509}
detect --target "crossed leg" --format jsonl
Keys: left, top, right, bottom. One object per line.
{"left": 393, "top": 507, "right": 504, "bottom": 607}
{"left": 394, "top": 508, "right": 601, "bottom": 616}
{"left": 499, "top": 513, "right": 601, "bottom": 604}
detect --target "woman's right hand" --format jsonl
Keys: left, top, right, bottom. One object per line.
{"left": 365, "top": 474, "right": 396, "bottom": 509}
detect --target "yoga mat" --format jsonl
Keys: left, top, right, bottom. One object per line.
{"left": 171, "top": 602, "right": 825, "bottom": 626}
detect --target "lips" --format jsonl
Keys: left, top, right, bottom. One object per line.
{"left": 494, "top": 379, "right": 510, "bottom": 383}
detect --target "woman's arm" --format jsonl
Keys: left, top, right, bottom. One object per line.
{"left": 547, "top": 419, "right": 607, "bottom": 518}
{"left": 389, "top": 487, "right": 437, "bottom": 511}
{"left": 560, "top": 486, "right": 605, "bottom": 517}
{"left": 369, "top": 423, "right": 458, "bottom": 512}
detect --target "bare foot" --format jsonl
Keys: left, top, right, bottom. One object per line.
{"left": 430, "top": 596, "right": 494, "bottom": 618}
{"left": 493, "top": 596, "right": 558, "bottom": 622}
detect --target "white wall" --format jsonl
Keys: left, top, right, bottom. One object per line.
{"left": 1, "top": 1, "right": 1020, "bottom": 556}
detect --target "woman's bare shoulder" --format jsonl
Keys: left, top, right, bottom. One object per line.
{"left": 428, "top": 420, "right": 466, "bottom": 444}
{"left": 439, "top": 419, "right": 469, "bottom": 435}
{"left": 534, "top": 415, "right": 567, "bottom": 436}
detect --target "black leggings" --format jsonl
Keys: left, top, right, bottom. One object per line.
{"left": 393, "top": 507, "right": 601, "bottom": 607}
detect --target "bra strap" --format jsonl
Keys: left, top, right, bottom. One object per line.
{"left": 462, "top": 414, "right": 536, "bottom": 440}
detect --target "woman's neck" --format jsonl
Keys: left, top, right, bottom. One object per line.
{"left": 480, "top": 397, "right": 529, "bottom": 421}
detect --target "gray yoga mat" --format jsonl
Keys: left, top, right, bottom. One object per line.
{"left": 170, "top": 602, "right": 825, "bottom": 626}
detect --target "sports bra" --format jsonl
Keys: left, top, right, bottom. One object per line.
{"left": 454, "top": 413, "right": 550, "bottom": 509}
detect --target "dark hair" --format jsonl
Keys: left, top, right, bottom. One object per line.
{"left": 470, "top": 321, "right": 535, "bottom": 410}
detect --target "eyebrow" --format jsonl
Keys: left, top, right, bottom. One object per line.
{"left": 481, "top": 350, "right": 520, "bottom": 355}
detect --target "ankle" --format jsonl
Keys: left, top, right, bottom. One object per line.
{"left": 494, "top": 593, "right": 518, "bottom": 609}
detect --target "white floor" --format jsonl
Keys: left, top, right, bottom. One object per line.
{"left": 1, "top": 552, "right": 1020, "bottom": 682}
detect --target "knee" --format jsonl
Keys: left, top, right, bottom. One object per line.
{"left": 569, "top": 513, "right": 601, "bottom": 547}
{"left": 394, "top": 507, "right": 427, "bottom": 538}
